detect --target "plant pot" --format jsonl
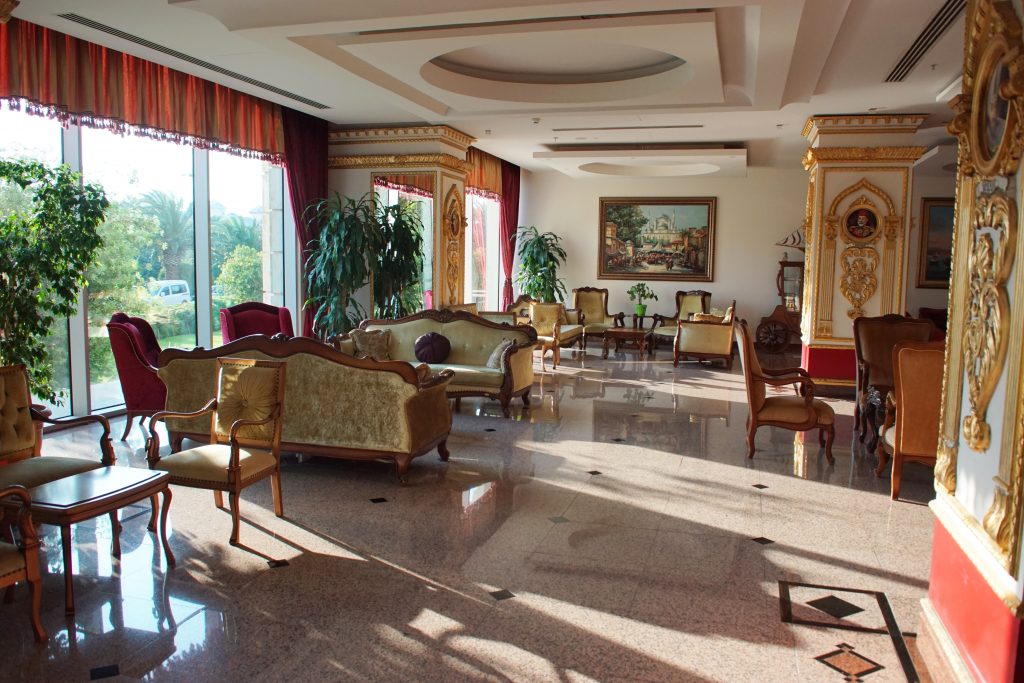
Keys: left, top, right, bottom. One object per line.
{"left": 635, "top": 304, "right": 647, "bottom": 316}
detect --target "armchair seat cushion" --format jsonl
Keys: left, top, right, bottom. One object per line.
{"left": 884, "top": 427, "right": 896, "bottom": 450}
{"left": 758, "top": 397, "right": 834, "bottom": 426}
{"left": 554, "top": 325, "right": 584, "bottom": 343}
{"left": 651, "top": 327, "right": 677, "bottom": 339}
{"left": 0, "top": 456, "right": 103, "bottom": 490}
{"left": 153, "top": 444, "right": 276, "bottom": 483}
{"left": 0, "top": 542, "right": 25, "bottom": 580}
{"left": 429, "top": 364, "right": 504, "bottom": 389}
{"left": 583, "top": 323, "right": 615, "bottom": 334}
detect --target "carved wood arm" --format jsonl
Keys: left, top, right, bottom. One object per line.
{"left": 30, "top": 409, "right": 115, "bottom": 466}
{"left": 651, "top": 314, "right": 678, "bottom": 329}
{"left": 760, "top": 366, "right": 811, "bottom": 378}
{"left": 756, "top": 374, "right": 816, "bottom": 402}
{"left": 228, "top": 406, "right": 281, "bottom": 470}
{"left": 146, "top": 399, "right": 218, "bottom": 465}
{"left": 419, "top": 368, "right": 455, "bottom": 390}
{"left": 0, "top": 485, "right": 38, "bottom": 548}
{"left": 612, "top": 312, "right": 626, "bottom": 327}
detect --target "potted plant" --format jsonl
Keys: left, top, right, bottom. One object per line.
{"left": 373, "top": 198, "right": 424, "bottom": 319}
{"left": 0, "top": 159, "right": 108, "bottom": 406}
{"left": 626, "top": 283, "right": 658, "bottom": 316}
{"left": 515, "top": 225, "right": 567, "bottom": 302}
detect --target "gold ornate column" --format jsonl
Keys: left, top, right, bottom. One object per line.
{"left": 327, "top": 125, "right": 474, "bottom": 308}
{"left": 799, "top": 116, "right": 926, "bottom": 383}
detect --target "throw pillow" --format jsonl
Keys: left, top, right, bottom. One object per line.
{"left": 350, "top": 329, "right": 392, "bottom": 361}
{"left": 414, "top": 332, "right": 451, "bottom": 364}
{"left": 486, "top": 339, "right": 514, "bottom": 369}
{"left": 693, "top": 313, "right": 725, "bottom": 323}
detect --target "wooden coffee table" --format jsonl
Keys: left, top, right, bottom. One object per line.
{"left": 10, "top": 467, "right": 174, "bottom": 616}
{"left": 602, "top": 327, "right": 653, "bottom": 360}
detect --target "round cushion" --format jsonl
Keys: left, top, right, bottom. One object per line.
{"left": 414, "top": 332, "right": 451, "bottom": 364}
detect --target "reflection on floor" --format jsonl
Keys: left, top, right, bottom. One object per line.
{"left": 1, "top": 347, "right": 935, "bottom": 681}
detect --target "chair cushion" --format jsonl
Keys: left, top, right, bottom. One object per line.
{"left": 428, "top": 364, "right": 504, "bottom": 389}
{"left": 0, "top": 368, "right": 35, "bottom": 455}
{"left": 693, "top": 313, "right": 724, "bottom": 323}
{"left": 415, "top": 332, "right": 451, "bottom": 364}
{"left": 153, "top": 444, "right": 276, "bottom": 483}
{"left": 215, "top": 363, "right": 282, "bottom": 442}
{"left": 651, "top": 327, "right": 676, "bottom": 338}
{"left": 758, "top": 396, "right": 834, "bottom": 426}
{"left": 350, "top": 329, "right": 392, "bottom": 361}
{"left": 559, "top": 325, "right": 584, "bottom": 342}
{"left": 884, "top": 427, "right": 896, "bottom": 450}
{"left": 0, "top": 456, "right": 102, "bottom": 490}
{"left": 0, "top": 541, "right": 25, "bottom": 580}
{"left": 583, "top": 323, "right": 613, "bottom": 334}
{"left": 486, "top": 340, "right": 513, "bottom": 369}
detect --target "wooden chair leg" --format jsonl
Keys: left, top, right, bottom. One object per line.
{"left": 818, "top": 429, "right": 825, "bottom": 446}
{"left": 746, "top": 422, "right": 757, "bottom": 458}
{"left": 824, "top": 425, "right": 835, "bottom": 463}
{"left": 228, "top": 491, "right": 241, "bottom": 546}
{"left": 160, "top": 488, "right": 176, "bottom": 568}
{"left": 214, "top": 490, "right": 225, "bottom": 510}
{"left": 28, "top": 573, "right": 46, "bottom": 642}
{"left": 121, "top": 413, "right": 134, "bottom": 441}
{"left": 553, "top": 346, "right": 561, "bottom": 369}
{"left": 891, "top": 451, "right": 903, "bottom": 500}
{"left": 271, "top": 472, "right": 284, "bottom": 517}
{"left": 437, "top": 439, "right": 450, "bottom": 462}
{"left": 110, "top": 510, "right": 122, "bottom": 559}
{"left": 148, "top": 494, "right": 159, "bottom": 532}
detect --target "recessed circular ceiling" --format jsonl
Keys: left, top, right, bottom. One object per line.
{"left": 429, "top": 42, "right": 684, "bottom": 85}
{"left": 579, "top": 162, "right": 721, "bottom": 177}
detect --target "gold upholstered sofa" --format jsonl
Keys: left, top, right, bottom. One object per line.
{"left": 336, "top": 310, "right": 537, "bottom": 418}
{"left": 156, "top": 336, "right": 453, "bottom": 483}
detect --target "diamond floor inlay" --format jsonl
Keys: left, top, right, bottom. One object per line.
{"left": 808, "top": 595, "right": 866, "bottom": 620}
{"left": 815, "top": 643, "right": 884, "bottom": 681}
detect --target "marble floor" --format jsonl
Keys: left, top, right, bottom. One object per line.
{"left": 0, "top": 346, "right": 936, "bottom": 682}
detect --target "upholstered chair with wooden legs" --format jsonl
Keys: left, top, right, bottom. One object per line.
{"left": 0, "top": 485, "right": 47, "bottom": 642}
{"left": 734, "top": 321, "right": 834, "bottom": 461}
{"left": 853, "top": 314, "right": 935, "bottom": 449}
{"left": 571, "top": 287, "right": 625, "bottom": 348}
{"left": 528, "top": 302, "right": 584, "bottom": 370}
{"left": 147, "top": 358, "right": 287, "bottom": 546}
{"left": 651, "top": 290, "right": 711, "bottom": 348}
{"left": 674, "top": 300, "right": 736, "bottom": 368}
{"left": 875, "top": 341, "right": 944, "bottom": 500}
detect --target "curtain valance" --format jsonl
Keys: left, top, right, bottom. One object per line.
{"left": 373, "top": 174, "right": 435, "bottom": 199}
{"left": 466, "top": 147, "right": 502, "bottom": 201}
{"left": 0, "top": 18, "right": 285, "bottom": 162}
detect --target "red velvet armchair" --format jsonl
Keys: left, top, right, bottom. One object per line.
{"left": 107, "top": 312, "right": 166, "bottom": 440}
{"left": 219, "top": 302, "right": 294, "bottom": 344}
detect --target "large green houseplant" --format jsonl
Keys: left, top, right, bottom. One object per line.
{"left": 304, "top": 192, "right": 425, "bottom": 337}
{"left": 0, "top": 159, "right": 108, "bottom": 403}
{"left": 515, "top": 225, "right": 567, "bottom": 302}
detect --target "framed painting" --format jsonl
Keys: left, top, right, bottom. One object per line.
{"left": 598, "top": 197, "right": 716, "bottom": 281}
{"left": 918, "top": 197, "right": 955, "bottom": 288}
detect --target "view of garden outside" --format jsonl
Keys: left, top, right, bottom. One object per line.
{"left": 375, "top": 184, "right": 433, "bottom": 309}
{"left": 466, "top": 193, "right": 501, "bottom": 310}
{"left": 0, "top": 109, "right": 72, "bottom": 416}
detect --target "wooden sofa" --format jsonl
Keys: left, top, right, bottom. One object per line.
{"left": 338, "top": 309, "right": 537, "bottom": 418}
{"left": 156, "top": 336, "right": 453, "bottom": 483}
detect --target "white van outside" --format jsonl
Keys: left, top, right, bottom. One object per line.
{"left": 148, "top": 280, "right": 192, "bottom": 305}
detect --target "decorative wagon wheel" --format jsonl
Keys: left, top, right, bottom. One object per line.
{"left": 756, "top": 320, "right": 790, "bottom": 353}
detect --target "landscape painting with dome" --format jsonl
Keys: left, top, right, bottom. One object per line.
{"left": 598, "top": 197, "right": 716, "bottom": 281}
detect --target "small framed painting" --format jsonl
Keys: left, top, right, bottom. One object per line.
{"left": 598, "top": 197, "right": 716, "bottom": 281}
{"left": 918, "top": 197, "right": 955, "bottom": 288}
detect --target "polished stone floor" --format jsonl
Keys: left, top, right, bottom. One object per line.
{"left": 1, "top": 347, "right": 935, "bottom": 682}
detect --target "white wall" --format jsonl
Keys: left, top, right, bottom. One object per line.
{"left": 518, "top": 168, "right": 809, "bottom": 324}
{"left": 906, "top": 173, "right": 956, "bottom": 315}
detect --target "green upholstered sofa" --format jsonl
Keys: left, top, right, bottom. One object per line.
{"left": 156, "top": 336, "right": 453, "bottom": 483}
{"left": 337, "top": 310, "right": 537, "bottom": 418}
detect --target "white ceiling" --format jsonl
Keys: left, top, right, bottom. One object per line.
{"left": 13, "top": 0, "right": 963, "bottom": 176}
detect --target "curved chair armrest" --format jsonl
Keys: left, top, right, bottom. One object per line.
{"left": 565, "top": 308, "right": 583, "bottom": 325}
{"left": 757, "top": 374, "right": 816, "bottom": 402}
{"left": 651, "top": 314, "right": 678, "bottom": 329}
{"left": 760, "top": 366, "right": 811, "bottom": 378}
{"left": 419, "top": 368, "right": 455, "bottom": 390}
{"left": 0, "top": 485, "right": 38, "bottom": 545}
{"left": 31, "top": 410, "right": 115, "bottom": 465}
{"left": 146, "top": 399, "right": 217, "bottom": 465}
{"left": 612, "top": 312, "right": 626, "bottom": 327}
{"left": 227, "top": 407, "right": 281, "bottom": 470}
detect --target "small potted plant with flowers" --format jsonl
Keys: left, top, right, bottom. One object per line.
{"left": 626, "top": 283, "right": 658, "bottom": 317}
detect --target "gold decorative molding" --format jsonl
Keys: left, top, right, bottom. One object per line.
{"left": 802, "top": 146, "right": 927, "bottom": 169}
{"left": 962, "top": 190, "right": 1017, "bottom": 452}
{"left": 983, "top": 477, "right": 1015, "bottom": 558}
{"left": 948, "top": 0, "right": 1024, "bottom": 178}
{"left": 328, "top": 153, "right": 472, "bottom": 174}
{"left": 935, "top": 440, "right": 958, "bottom": 493}
{"left": 328, "top": 126, "right": 476, "bottom": 151}
{"left": 801, "top": 114, "right": 929, "bottom": 140}
{"left": 441, "top": 185, "right": 465, "bottom": 306}
{"left": 0, "top": 0, "right": 18, "bottom": 24}
{"left": 827, "top": 178, "right": 897, "bottom": 217}
{"left": 816, "top": 321, "right": 833, "bottom": 337}
{"left": 839, "top": 247, "right": 879, "bottom": 319}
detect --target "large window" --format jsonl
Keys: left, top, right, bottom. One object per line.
{"left": 0, "top": 109, "right": 72, "bottom": 416}
{"left": 209, "top": 151, "right": 285, "bottom": 338}
{"left": 465, "top": 193, "right": 502, "bottom": 310}
{"left": 374, "top": 181, "right": 434, "bottom": 309}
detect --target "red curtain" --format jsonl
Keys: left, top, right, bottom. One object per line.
{"left": 0, "top": 18, "right": 285, "bottom": 161}
{"left": 499, "top": 159, "right": 521, "bottom": 310}
{"left": 282, "top": 107, "right": 328, "bottom": 337}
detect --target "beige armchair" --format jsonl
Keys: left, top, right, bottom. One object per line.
{"left": 572, "top": 287, "right": 625, "bottom": 348}
{"left": 734, "top": 321, "right": 834, "bottom": 461}
{"left": 528, "top": 302, "right": 584, "bottom": 370}
{"left": 674, "top": 301, "right": 736, "bottom": 369}
{"left": 148, "top": 358, "right": 287, "bottom": 546}
{"left": 876, "top": 341, "right": 944, "bottom": 499}
{"left": 651, "top": 290, "right": 711, "bottom": 347}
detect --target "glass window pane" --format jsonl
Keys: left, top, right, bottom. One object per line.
{"left": 209, "top": 151, "right": 285, "bottom": 340}
{"left": 465, "top": 194, "right": 502, "bottom": 310}
{"left": 82, "top": 128, "right": 196, "bottom": 410}
{"left": 374, "top": 184, "right": 433, "bottom": 311}
{"left": 0, "top": 109, "right": 71, "bottom": 416}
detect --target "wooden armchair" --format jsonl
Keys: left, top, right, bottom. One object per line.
{"left": 651, "top": 290, "right": 711, "bottom": 347}
{"left": 0, "top": 485, "right": 46, "bottom": 642}
{"left": 734, "top": 321, "right": 834, "bottom": 461}
{"left": 674, "top": 301, "right": 736, "bottom": 368}
{"left": 147, "top": 358, "right": 287, "bottom": 546}
{"left": 876, "top": 341, "right": 945, "bottom": 499}
{"left": 853, "top": 314, "right": 936, "bottom": 449}
{"left": 571, "top": 287, "right": 625, "bottom": 348}
{"left": 528, "top": 302, "right": 584, "bottom": 370}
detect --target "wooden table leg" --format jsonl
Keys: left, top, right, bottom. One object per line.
{"left": 61, "top": 524, "right": 74, "bottom": 617}
{"left": 160, "top": 488, "right": 176, "bottom": 568}
{"left": 110, "top": 510, "right": 122, "bottom": 559}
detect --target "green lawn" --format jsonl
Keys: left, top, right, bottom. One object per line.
{"left": 160, "top": 332, "right": 198, "bottom": 350}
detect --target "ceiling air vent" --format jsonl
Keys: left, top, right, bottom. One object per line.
{"left": 885, "top": 0, "right": 965, "bottom": 82}
{"left": 57, "top": 13, "right": 330, "bottom": 110}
